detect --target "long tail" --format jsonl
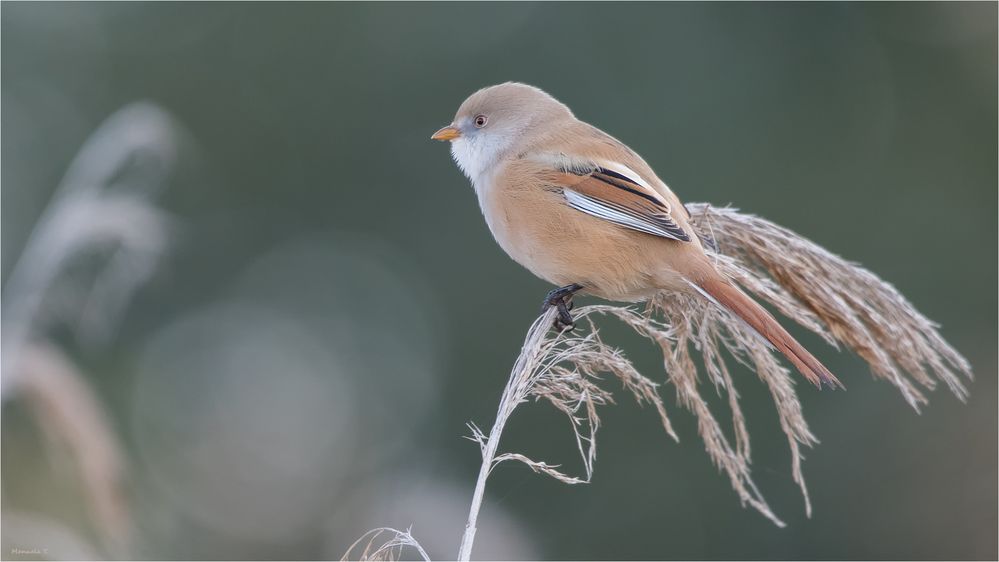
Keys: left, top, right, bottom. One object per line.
{"left": 692, "top": 276, "right": 844, "bottom": 389}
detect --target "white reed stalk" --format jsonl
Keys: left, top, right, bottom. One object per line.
{"left": 457, "top": 307, "right": 559, "bottom": 561}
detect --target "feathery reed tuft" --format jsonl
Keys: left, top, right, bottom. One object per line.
{"left": 348, "top": 202, "right": 973, "bottom": 561}
{"left": 686, "top": 203, "right": 973, "bottom": 410}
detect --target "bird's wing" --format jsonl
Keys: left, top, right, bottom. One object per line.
{"left": 546, "top": 160, "right": 690, "bottom": 242}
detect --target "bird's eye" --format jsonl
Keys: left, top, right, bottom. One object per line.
{"left": 473, "top": 114, "right": 488, "bottom": 128}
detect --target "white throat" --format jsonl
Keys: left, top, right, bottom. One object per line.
{"left": 450, "top": 134, "right": 512, "bottom": 187}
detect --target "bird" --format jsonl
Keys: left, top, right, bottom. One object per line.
{"left": 432, "top": 82, "right": 842, "bottom": 390}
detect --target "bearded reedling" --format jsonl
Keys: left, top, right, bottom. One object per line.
{"left": 433, "top": 82, "right": 845, "bottom": 389}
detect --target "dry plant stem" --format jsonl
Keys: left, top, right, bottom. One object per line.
{"left": 457, "top": 307, "right": 560, "bottom": 562}
{"left": 457, "top": 415, "right": 499, "bottom": 562}
{"left": 459, "top": 305, "right": 679, "bottom": 559}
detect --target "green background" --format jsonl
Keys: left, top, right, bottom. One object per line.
{"left": 3, "top": 2, "right": 996, "bottom": 560}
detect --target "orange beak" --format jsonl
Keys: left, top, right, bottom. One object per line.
{"left": 431, "top": 125, "right": 462, "bottom": 141}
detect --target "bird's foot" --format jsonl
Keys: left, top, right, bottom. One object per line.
{"left": 541, "top": 284, "right": 583, "bottom": 332}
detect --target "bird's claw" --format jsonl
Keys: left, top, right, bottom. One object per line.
{"left": 542, "top": 284, "right": 583, "bottom": 332}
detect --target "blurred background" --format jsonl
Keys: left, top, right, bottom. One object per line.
{"left": 2, "top": 2, "right": 996, "bottom": 560}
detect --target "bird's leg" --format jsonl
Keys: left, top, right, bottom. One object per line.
{"left": 541, "top": 283, "right": 584, "bottom": 332}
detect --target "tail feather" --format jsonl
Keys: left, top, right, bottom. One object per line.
{"left": 693, "top": 277, "right": 844, "bottom": 390}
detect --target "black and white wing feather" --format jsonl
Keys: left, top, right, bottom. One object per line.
{"left": 555, "top": 165, "right": 690, "bottom": 242}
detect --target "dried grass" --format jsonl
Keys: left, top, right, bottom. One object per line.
{"left": 2, "top": 102, "right": 180, "bottom": 556}
{"left": 687, "top": 203, "right": 973, "bottom": 410}
{"left": 349, "top": 203, "right": 973, "bottom": 561}
{"left": 341, "top": 527, "right": 431, "bottom": 562}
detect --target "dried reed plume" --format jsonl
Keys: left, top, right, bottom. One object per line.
{"left": 2, "top": 102, "right": 180, "bottom": 556}
{"left": 347, "top": 203, "right": 972, "bottom": 561}
{"left": 688, "top": 203, "right": 972, "bottom": 409}
{"left": 341, "top": 528, "right": 432, "bottom": 562}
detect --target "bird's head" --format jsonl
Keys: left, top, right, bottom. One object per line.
{"left": 432, "top": 82, "right": 572, "bottom": 182}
